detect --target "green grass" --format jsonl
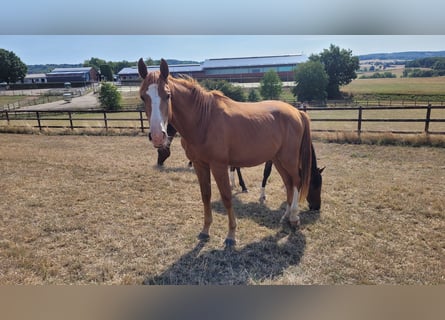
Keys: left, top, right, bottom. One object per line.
{"left": 342, "top": 76, "right": 445, "bottom": 102}
{"left": 0, "top": 95, "right": 27, "bottom": 106}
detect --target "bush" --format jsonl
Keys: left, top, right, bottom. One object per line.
{"left": 99, "top": 82, "right": 122, "bottom": 110}
{"left": 260, "top": 70, "right": 282, "bottom": 100}
{"left": 247, "top": 89, "right": 261, "bottom": 102}
{"left": 200, "top": 79, "right": 246, "bottom": 101}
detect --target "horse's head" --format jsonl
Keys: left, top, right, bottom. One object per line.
{"left": 307, "top": 166, "right": 325, "bottom": 210}
{"left": 138, "top": 58, "right": 171, "bottom": 148}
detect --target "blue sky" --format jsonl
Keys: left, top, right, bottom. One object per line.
{"left": 1, "top": 35, "right": 445, "bottom": 65}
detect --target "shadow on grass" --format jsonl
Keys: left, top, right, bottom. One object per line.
{"left": 153, "top": 164, "right": 195, "bottom": 174}
{"left": 144, "top": 199, "right": 320, "bottom": 285}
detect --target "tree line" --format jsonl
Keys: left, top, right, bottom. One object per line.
{"left": 0, "top": 44, "right": 387, "bottom": 106}
{"left": 403, "top": 57, "right": 445, "bottom": 77}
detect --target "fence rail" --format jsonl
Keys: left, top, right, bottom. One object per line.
{"left": 1, "top": 105, "right": 445, "bottom": 135}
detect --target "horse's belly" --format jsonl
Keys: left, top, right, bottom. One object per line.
{"left": 228, "top": 143, "right": 279, "bottom": 168}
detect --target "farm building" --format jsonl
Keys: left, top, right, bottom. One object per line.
{"left": 23, "top": 73, "right": 47, "bottom": 84}
{"left": 46, "top": 67, "right": 99, "bottom": 84}
{"left": 117, "top": 54, "right": 307, "bottom": 84}
{"left": 118, "top": 64, "right": 203, "bottom": 82}
{"left": 200, "top": 54, "right": 306, "bottom": 82}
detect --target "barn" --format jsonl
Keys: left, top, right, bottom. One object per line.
{"left": 200, "top": 54, "right": 306, "bottom": 82}
{"left": 117, "top": 54, "right": 306, "bottom": 84}
{"left": 118, "top": 64, "right": 203, "bottom": 83}
{"left": 46, "top": 67, "right": 99, "bottom": 84}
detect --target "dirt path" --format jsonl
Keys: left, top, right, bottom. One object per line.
{"left": 17, "top": 91, "right": 100, "bottom": 111}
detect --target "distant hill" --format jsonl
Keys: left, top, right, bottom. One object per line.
{"left": 359, "top": 51, "right": 445, "bottom": 61}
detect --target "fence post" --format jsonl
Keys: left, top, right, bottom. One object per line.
{"left": 36, "top": 111, "right": 42, "bottom": 131}
{"left": 68, "top": 111, "right": 74, "bottom": 130}
{"left": 139, "top": 111, "right": 145, "bottom": 133}
{"left": 103, "top": 111, "right": 108, "bottom": 131}
{"left": 5, "top": 110, "right": 10, "bottom": 125}
{"left": 424, "top": 104, "right": 432, "bottom": 134}
{"left": 357, "top": 106, "right": 363, "bottom": 138}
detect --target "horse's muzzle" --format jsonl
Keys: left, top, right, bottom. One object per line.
{"left": 309, "top": 204, "right": 320, "bottom": 211}
{"left": 150, "top": 131, "right": 167, "bottom": 148}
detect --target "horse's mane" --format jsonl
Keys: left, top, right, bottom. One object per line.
{"left": 170, "top": 75, "right": 230, "bottom": 134}
{"left": 172, "top": 74, "right": 229, "bottom": 110}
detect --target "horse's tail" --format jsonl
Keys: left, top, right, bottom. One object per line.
{"left": 298, "top": 111, "right": 312, "bottom": 203}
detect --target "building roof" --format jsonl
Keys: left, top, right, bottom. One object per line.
{"left": 202, "top": 54, "right": 306, "bottom": 69}
{"left": 47, "top": 67, "right": 94, "bottom": 75}
{"left": 25, "top": 73, "right": 46, "bottom": 79}
{"left": 117, "top": 54, "right": 306, "bottom": 77}
{"left": 118, "top": 64, "right": 202, "bottom": 76}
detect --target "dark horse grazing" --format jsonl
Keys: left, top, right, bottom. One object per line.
{"left": 139, "top": 58, "right": 323, "bottom": 246}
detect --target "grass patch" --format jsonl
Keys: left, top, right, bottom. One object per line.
{"left": 342, "top": 77, "right": 445, "bottom": 96}
{"left": 314, "top": 132, "right": 445, "bottom": 147}
{"left": 0, "top": 135, "right": 443, "bottom": 284}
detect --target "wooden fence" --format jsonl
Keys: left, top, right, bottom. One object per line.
{"left": 1, "top": 105, "right": 445, "bottom": 135}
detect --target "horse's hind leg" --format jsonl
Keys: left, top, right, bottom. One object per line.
{"left": 259, "top": 160, "right": 273, "bottom": 203}
{"left": 236, "top": 167, "right": 248, "bottom": 192}
{"left": 273, "top": 160, "right": 301, "bottom": 227}
{"left": 211, "top": 164, "right": 237, "bottom": 247}
{"left": 229, "top": 166, "right": 236, "bottom": 190}
{"left": 193, "top": 161, "right": 212, "bottom": 241}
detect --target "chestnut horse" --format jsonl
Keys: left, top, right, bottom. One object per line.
{"left": 139, "top": 58, "right": 322, "bottom": 246}
{"left": 152, "top": 122, "right": 268, "bottom": 195}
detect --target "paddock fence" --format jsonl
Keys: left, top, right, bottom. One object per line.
{"left": 1, "top": 105, "right": 445, "bottom": 136}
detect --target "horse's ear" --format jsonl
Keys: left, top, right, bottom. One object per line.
{"left": 319, "top": 166, "right": 326, "bottom": 174}
{"left": 138, "top": 58, "right": 147, "bottom": 79}
{"left": 160, "top": 58, "right": 169, "bottom": 81}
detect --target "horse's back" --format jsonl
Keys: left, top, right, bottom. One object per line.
{"left": 212, "top": 99, "right": 306, "bottom": 167}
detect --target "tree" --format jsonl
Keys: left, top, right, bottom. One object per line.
{"left": 109, "top": 60, "right": 134, "bottom": 74}
{"left": 247, "top": 88, "right": 261, "bottom": 102}
{"left": 309, "top": 44, "right": 359, "bottom": 98}
{"left": 83, "top": 57, "right": 107, "bottom": 70}
{"left": 292, "top": 61, "right": 328, "bottom": 103}
{"left": 200, "top": 79, "right": 246, "bottom": 101}
{"left": 99, "top": 82, "right": 122, "bottom": 111}
{"left": 260, "top": 69, "right": 282, "bottom": 100}
{"left": 0, "top": 49, "right": 27, "bottom": 84}
{"left": 99, "top": 64, "right": 113, "bottom": 82}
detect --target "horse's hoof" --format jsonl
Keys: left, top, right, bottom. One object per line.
{"left": 290, "top": 219, "right": 300, "bottom": 228}
{"left": 242, "top": 189, "right": 248, "bottom": 193}
{"left": 259, "top": 196, "right": 266, "bottom": 204}
{"left": 224, "top": 238, "right": 236, "bottom": 247}
{"left": 198, "top": 232, "right": 210, "bottom": 242}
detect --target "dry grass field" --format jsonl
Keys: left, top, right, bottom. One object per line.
{"left": 0, "top": 134, "right": 443, "bottom": 284}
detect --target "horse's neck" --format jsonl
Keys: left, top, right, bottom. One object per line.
{"left": 170, "top": 81, "right": 209, "bottom": 144}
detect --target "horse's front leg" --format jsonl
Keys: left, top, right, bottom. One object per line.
{"left": 211, "top": 164, "right": 237, "bottom": 247}
{"left": 193, "top": 161, "right": 212, "bottom": 241}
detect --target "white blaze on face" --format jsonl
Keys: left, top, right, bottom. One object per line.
{"left": 147, "top": 83, "right": 167, "bottom": 145}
